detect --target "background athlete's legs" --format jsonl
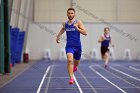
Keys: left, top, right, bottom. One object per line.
{"left": 104, "top": 52, "right": 109, "bottom": 65}
{"left": 66, "top": 53, "right": 74, "bottom": 79}
{"left": 101, "top": 47, "right": 109, "bottom": 68}
{"left": 102, "top": 52, "right": 109, "bottom": 67}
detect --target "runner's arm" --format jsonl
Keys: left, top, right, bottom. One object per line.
{"left": 56, "top": 23, "right": 65, "bottom": 43}
{"left": 74, "top": 20, "right": 87, "bottom": 36}
{"left": 98, "top": 35, "right": 105, "bottom": 43}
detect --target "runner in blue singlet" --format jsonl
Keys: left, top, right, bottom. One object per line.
{"left": 56, "top": 8, "right": 87, "bottom": 84}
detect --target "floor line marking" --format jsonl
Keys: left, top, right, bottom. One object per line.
{"left": 89, "top": 66, "right": 127, "bottom": 93}
{"left": 36, "top": 65, "right": 51, "bottom": 93}
{"left": 44, "top": 65, "right": 54, "bottom": 93}
{"left": 110, "top": 66, "right": 140, "bottom": 82}
{"left": 73, "top": 74, "right": 84, "bottom": 93}
{"left": 112, "top": 64, "right": 140, "bottom": 74}
{"left": 97, "top": 65, "right": 140, "bottom": 89}
{"left": 78, "top": 68, "right": 97, "bottom": 93}
{"left": 129, "top": 66, "right": 140, "bottom": 72}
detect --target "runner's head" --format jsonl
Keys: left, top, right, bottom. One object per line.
{"left": 67, "top": 8, "right": 75, "bottom": 20}
{"left": 104, "top": 27, "right": 110, "bottom": 34}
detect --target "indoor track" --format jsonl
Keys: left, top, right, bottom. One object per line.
{"left": 0, "top": 60, "right": 140, "bottom": 93}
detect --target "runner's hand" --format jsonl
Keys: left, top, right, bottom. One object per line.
{"left": 56, "top": 36, "right": 60, "bottom": 43}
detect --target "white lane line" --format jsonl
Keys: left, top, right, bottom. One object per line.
{"left": 78, "top": 69, "right": 97, "bottom": 93}
{"left": 44, "top": 65, "right": 54, "bottom": 93}
{"left": 73, "top": 74, "right": 83, "bottom": 93}
{"left": 45, "top": 76, "right": 108, "bottom": 79}
{"left": 113, "top": 64, "right": 140, "bottom": 74}
{"left": 110, "top": 66, "right": 140, "bottom": 82}
{"left": 40, "top": 86, "right": 139, "bottom": 90}
{"left": 129, "top": 66, "right": 140, "bottom": 72}
{"left": 36, "top": 66, "right": 51, "bottom": 93}
{"left": 89, "top": 66, "right": 127, "bottom": 93}
{"left": 97, "top": 65, "right": 140, "bottom": 89}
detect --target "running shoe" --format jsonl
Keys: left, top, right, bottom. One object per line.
{"left": 73, "top": 66, "right": 77, "bottom": 72}
{"left": 104, "top": 64, "right": 108, "bottom": 69}
{"left": 69, "top": 78, "right": 74, "bottom": 84}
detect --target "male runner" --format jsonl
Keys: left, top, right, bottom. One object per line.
{"left": 56, "top": 8, "right": 87, "bottom": 84}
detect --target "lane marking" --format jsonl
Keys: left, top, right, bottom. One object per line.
{"left": 36, "top": 66, "right": 51, "bottom": 93}
{"left": 78, "top": 68, "right": 97, "bottom": 93}
{"left": 44, "top": 65, "right": 54, "bottom": 93}
{"left": 112, "top": 64, "right": 140, "bottom": 74}
{"left": 129, "top": 66, "right": 140, "bottom": 72}
{"left": 89, "top": 66, "right": 127, "bottom": 93}
{"left": 45, "top": 76, "right": 115, "bottom": 79}
{"left": 110, "top": 66, "right": 140, "bottom": 82}
{"left": 40, "top": 86, "right": 139, "bottom": 90}
{"left": 73, "top": 74, "right": 83, "bottom": 93}
{"left": 97, "top": 65, "right": 140, "bottom": 89}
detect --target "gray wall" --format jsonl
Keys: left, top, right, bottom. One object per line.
{"left": 26, "top": 23, "right": 140, "bottom": 60}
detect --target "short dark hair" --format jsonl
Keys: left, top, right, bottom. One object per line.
{"left": 67, "top": 8, "right": 75, "bottom": 13}
{"left": 104, "top": 27, "right": 110, "bottom": 31}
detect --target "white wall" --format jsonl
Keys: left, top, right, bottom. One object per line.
{"left": 34, "top": 0, "right": 140, "bottom": 22}
{"left": 26, "top": 23, "right": 140, "bottom": 60}
{"left": 34, "top": 0, "right": 71, "bottom": 22}
{"left": 117, "top": 0, "right": 140, "bottom": 22}
{"left": 10, "top": 0, "right": 21, "bottom": 27}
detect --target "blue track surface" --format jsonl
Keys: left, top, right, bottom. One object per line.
{"left": 0, "top": 60, "right": 140, "bottom": 93}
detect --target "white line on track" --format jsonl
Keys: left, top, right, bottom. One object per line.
{"left": 44, "top": 65, "right": 54, "bottom": 93}
{"left": 45, "top": 76, "right": 113, "bottom": 79}
{"left": 40, "top": 86, "right": 139, "bottom": 90}
{"left": 110, "top": 66, "right": 140, "bottom": 82}
{"left": 89, "top": 66, "right": 127, "bottom": 93}
{"left": 36, "top": 66, "right": 51, "bottom": 93}
{"left": 97, "top": 65, "right": 140, "bottom": 89}
{"left": 129, "top": 66, "right": 140, "bottom": 72}
{"left": 73, "top": 74, "right": 83, "bottom": 93}
{"left": 112, "top": 64, "right": 140, "bottom": 74}
{"left": 78, "top": 69, "right": 97, "bottom": 93}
